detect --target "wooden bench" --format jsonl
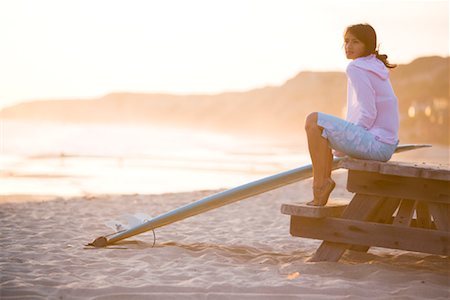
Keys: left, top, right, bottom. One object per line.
{"left": 281, "top": 158, "right": 450, "bottom": 262}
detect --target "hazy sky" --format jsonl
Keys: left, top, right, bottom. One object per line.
{"left": 0, "top": 0, "right": 448, "bottom": 108}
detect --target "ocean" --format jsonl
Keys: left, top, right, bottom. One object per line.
{"left": 1, "top": 120, "right": 309, "bottom": 197}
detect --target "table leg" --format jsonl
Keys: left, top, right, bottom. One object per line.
{"left": 310, "top": 193, "right": 383, "bottom": 262}
{"left": 371, "top": 197, "right": 401, "bottom": 224}
{"left": 416, "top": 202, "right": 432, "bottom": 229}
{"left": 428, "top": 203, "right": 449, "bottom": 232}
{"left": 393, "top": 199, "right": 416, "bottom": 226}
{"left": 350, "top": 197, "right": 401, "bottom": 252}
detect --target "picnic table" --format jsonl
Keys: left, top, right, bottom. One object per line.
{"left": 281, "top": 158, "right": 450, "bottom": 262}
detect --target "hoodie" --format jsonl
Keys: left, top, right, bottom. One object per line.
{"left": 346, "top": 54, "right": 399, "bottom": 145}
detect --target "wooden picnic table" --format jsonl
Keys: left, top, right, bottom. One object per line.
{"left": 281, "top": 158, "right": 450, "bottom": 262}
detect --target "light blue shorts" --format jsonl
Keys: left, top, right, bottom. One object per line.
{"left": 317, "top": 112, "right": 397, "bottom": 161}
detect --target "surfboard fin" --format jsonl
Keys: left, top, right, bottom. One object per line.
{"left": 86, "top": 236, "right": 108, "bottom": 247}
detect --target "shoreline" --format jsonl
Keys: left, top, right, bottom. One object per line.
{"left": 2, "top": 144, "right": 448, "bottom": 203}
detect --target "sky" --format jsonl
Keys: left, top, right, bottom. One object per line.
{"left": 0, "top": 0, "right": 448, "bottom": 108}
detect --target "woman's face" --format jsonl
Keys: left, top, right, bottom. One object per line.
{"left": 344, "top": 32, "right": 366, "bottom": 60}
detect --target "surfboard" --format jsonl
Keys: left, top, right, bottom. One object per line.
{"left": 88, "top": 144, "right": 431, "bottom": 247}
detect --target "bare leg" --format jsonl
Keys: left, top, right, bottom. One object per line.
{"left": 305, "top": 112, "right": 331, "bottom": 187}
{"left": 304, "top": 112, "right": 335, "bottom": 205}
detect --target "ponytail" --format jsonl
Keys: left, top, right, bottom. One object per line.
{"left": 374, "top": 50, "right": 397, "bottom": 69}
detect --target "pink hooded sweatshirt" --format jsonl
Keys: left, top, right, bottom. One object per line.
{"left": 346, "top": 54, "right": 399, "bottom": 145}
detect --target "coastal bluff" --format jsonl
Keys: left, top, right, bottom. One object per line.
{"left": 1, "top": 56, "right": 448, "bottom": 143}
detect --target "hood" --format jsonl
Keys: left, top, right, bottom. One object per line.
{"left": 350, "top": 54, "right": 389, "bottom": 80}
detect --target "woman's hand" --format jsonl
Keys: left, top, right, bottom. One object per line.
{"left": 333, "top": 150, "right": 346, "bottom": 157}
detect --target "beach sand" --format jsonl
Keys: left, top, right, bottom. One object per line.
{"left": 1, "top": 170, "right": 449, "bottom": 300}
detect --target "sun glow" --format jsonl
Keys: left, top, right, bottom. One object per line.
{"left": 0, "top": 0, "right": 448, "bottom": 108}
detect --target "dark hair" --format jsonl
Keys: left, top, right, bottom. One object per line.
{"left": 345, "top": 23, "right": 396, "bottom": 69}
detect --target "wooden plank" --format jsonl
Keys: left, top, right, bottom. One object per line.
{"left": 350, "top": 197, "right": 401, "bottom": 252}
{"left": 393, "top": 199, "right": 416, "bottom": 227}
{"left": 428, "top": 203, "right": 450, "bottom": 232}
{"left": 281, "top": 200, "right": 348, "bottom": 218}
{"left": 339, "top": 158, "right": 450, "bottom": 181}
{"left": 309, "top": 194, "right": 383, "bottom": 262}
{"left": 290, "top": 217, "right": 450, "bottom": 256}
{"left": 421, "top": 167, "right": 450, "bottom": 181}
{"left": 347, "top": 170, "right": 450, "bottom": 204}
{"left": 307, "top": 240, "right": 347, "bottom": 262}
{"left": 380, "top": 163, "right": 423, "bottom": 178}
{"left": 416, "top": 202, "right": 432, "bottom": 229}
{"left": 382, "top": 163, "right": 450, "bottom": 181}
{"left": 338, "top": 159, "right": 382, "bottom": 173}
{"left": 370, "top": 197, "right": 401, "bottom": 224}
{"left": 340, "top": 194, "right": 384, "bottom": 219}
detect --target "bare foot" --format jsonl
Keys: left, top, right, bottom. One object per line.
{"left": 307, "top": 179, "right": 336, "bottom": 206}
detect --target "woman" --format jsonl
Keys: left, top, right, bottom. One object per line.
{"left": 305, "top": 23, "right": 399, "bottom": 206}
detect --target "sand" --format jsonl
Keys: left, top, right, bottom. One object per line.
{"left": 1, "top": 170, "right": 449, "bottom": 300}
